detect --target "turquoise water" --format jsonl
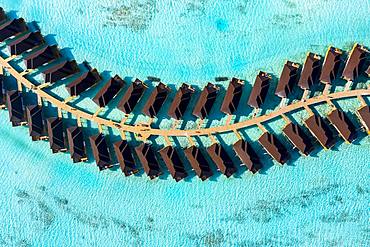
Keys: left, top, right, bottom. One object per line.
{"left": 0, "top": 0, "right": 370, "bottom": 246}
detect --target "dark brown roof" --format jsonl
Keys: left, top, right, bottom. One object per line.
{"left": 233, "top": 139, "right": 262, "bottom": 173}
{"left": 142, "top": 82, "right": 170, "bottom": 117}
{"left": 66, "top": 69, "right": 101, "bottom": 96}
{"left": 220, "top": 78, "right": 244, "bottom": 115}
{"left": 207, "top": 143, "right": 236, "bottom": 177}
{"left": 247, "top": 71, "right": 271, "bottom": 108}
{"left": 184, "top": 146, "right": 213, "bottom": 180}
{"left": 275, "top": 61, "right": 300, "bottom": 98}
{"left": 357, "top": 105, "right": 370, "bottom": 133}
{"left": 24, "top": 45, "right": 61, "bottom": 70}
{"left": 258, "top": 132, "right": 289, "bottom": 164}
{"left": 0, "top": 18, "right": 28, "bottom": 42}
{"left": 327, "top": 109, "right": 357, "bottom": 143}
{"left": 0, "top": 7, "right": 7, "bottom": 23}
{"left": 6, "top": 90, "right": 25, "bottom": 126}
{"left": 43, "top": 60, "right": 79, "bottom": 83}
{"left": 159, "top": 146, "right": 188, "bottom": 181}
{"left": 66, "top": 126, "right": 87, "bottom": 163}
{"left": 113, "top": 140, "right": 138, "bottom": 176}
{"left": 342, "top": 44, "right": 369, "bottom": 81}
{"left": 93, "top": 75, "right": 125, "bottom": 107}
{"left": 168, "top": 83, "right": 195, "bottom": 119}
{"left": 89, "top": 133, "right": 112, "bottom": 170}
{"left": 320, "top": 46, "right": 343, "bottom": 84}
{"left": 46, "top": 117, "right": 66, "bottom": 153}
{"left": 192, "top": 83, "right": 219, "bottom": 119}
{"left": 135, "top": 143, "right": 162, "bottom": 179}
{"left": 298, "top": 53, "right": 322, "bottom": 90}
{"left": 7, "top": 31, "right": 45, "bottom": 56}
{"left": 282, "top": 122, "right": 314, "bottom": 155}
{"left": 118, "top": 79, "right": 147, "bottom": 114}
{"left": 26, "top": 105, "right": 45, "bottom": 141}
{"left": 304, "top": 114, "right": 336, "bottom": 149}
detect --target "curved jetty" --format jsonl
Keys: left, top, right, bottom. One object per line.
{"left": 0, "top": 8, "right": 369, "bottom": 181}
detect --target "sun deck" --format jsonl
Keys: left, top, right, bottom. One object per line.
{"left": 342, "top": 44, "right": 369, "bottom": 81}
{"left": 23, "top": 45, "right": 61, "bottom": 70}
{"left": 275, "top": 61, "right": 300, "bottom": 98}
{"left": 298, "top": 53, "right": 322, "bottom": 90}
{"left": 282, "top": 122, "right": 314, "bottom": 155}
{"left": 192, "top": 82, "right": 219, "bottom": 119}
{"left": 0, "top": 18, "right": 28, "bottom": 42}
{"left": 26, "top": 105, "right": 45, "bottom": 141}
{"left": 142, "top": 82, "right": 170, "bottom": 118}
{"left": 168, "top": 83, "right": 195, "bottom": 120}
{"left": 220, "top": 78, "right": 244, "bottom": 115}
{"left": 66, "top": 126, "right": 87, "bottom": 163}
{"left": 247, "top": 71, "right": 271, "bottom": 108}
{"left": 46, "top": 117, "right": 66, "bottom": 153}
{"left": 7, "top": 31, "right": 45, "bottom": 56}
{"left": 320, "top": 46, "right": 343, "bottom": 84}
{"left": 258, "top": 132, "right": 290, "bottom": 164}
{"left": 184, "top": 146, "right": 213, "bottom": 180}
{"left": 113, "top": 140, "right": 138, "bottom": 176}
{"left": 89, "top": 133, "right": 112, "bottom": 170}
{"left": 6, "top": 90, "right": 26, "bottom": 126}
{"left": 135, "top": 143, "right": 162, "bottom": 179}
{"left": 304, "top": 114, "right": 336, "bottom": 149}
{"left": 118, "top": 78, "right": 147, "bottom": 114}
{"left": 159, "top": 146, "right": 188, "bottom": 181}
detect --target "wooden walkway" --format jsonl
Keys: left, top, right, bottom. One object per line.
{"left": 1, "top": 56, "right": 369, "bottom": 140}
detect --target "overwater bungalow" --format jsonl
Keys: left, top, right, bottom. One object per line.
{"left": 89, "top": 133, "right": 112, "bottom": 170}
{"left": 192, "top": 82, "right": 219, "bottom": 119}
{"left": 142, "top": 82, "right": 170, "bottom": 118}
{"left": 220, "top": 78, "right": 244, "bottom": 115}
{"left": 46, "top": 117, "right": 66, "bottom": 153}
{"left": 327, "top": 109, "right": 357, "bottom": 143}
{"left": 304, "top": 114, "right": 336, "bottom": 149}
{"left": 113, "top": 140, "right": 138, "bottom": 176}
{"left": 207, "top": 143, "right": 237, "bottom": 177}
{"left": 298, "top": 53, "right": 322, "bottom": 90}
{"left": 135, "top": 143, "right": 162, "bottom": 179}
{"left": 282, "top": 122, "right": 314, "bottom": 155}
{"left": 168, "top": 83, "right": 195, "bottom": 120}
{"left": 320, "top": 46, "right": 343, "bottom": 84}
{"left": 118, "top": 78, "right": 147, "bottom": 114}
{"left": 24, "top": 45, "right": 61, "bottom": 70}
{"left": 93, "top": 75, "right": 125, "bottom": 107}
{"left": 258, "top": 132, "right": 290, "bottom": 164}
{"left": 66, "top": 69, "right": 101, "bottom": 96}
{"left": 159, "top": 146, "right": 188, "bottom": 181}
{"left": 26, "top": 105, "right": 45, "bottom": 141}
{"left": 357, "top": 105, "right": 370, "bottom": 134}
{"left": 0, "top": 18, "right": 28, "bottom": 42}
{"left": 342, "top": 44, "right": 369, "bottom": 81}
{"left": 247, "top": 71, "right": 271, "bottom": 108}
{"left": 7, "top": 31, "right": 45, "bottom": 56}
{"left": 275, "top": 61, "right": 300, "bottom": 98}
{"left": 6, "top": 90, "right": 26, "bottom": 126}
{"left": 66, "top": 126, "right": 87, "bottom": 163}
{"left": 184, "top": 146, "right": 213, "bottom": 180}
{"left": 43, "top": 60, "right": 79, "bottom": 84}
{"left": 0, "top": 7, "right": 7, "bottom": 23}
{"left": 233, "top": 139, "right": 262, "bottom": 173}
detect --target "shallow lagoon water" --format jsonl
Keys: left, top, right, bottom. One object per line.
{"left": 0, "top": 0, "right": 370, "bottom": 246}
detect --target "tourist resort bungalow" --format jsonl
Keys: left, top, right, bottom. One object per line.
{"left": 135, "top": 143, "right": 162, "bottom": 179}
{"left": 142, "top": 82, "right": 170, "bottom": 118}
{"left": 298, "top": 53, "right": 322, "bottom": 90}
{"left": 159, "top": 146, "right": 188, "bottom": 181}
{"left": 89, "top": 133, "right": 112, "bottom": 170}
{"left": 46, "top": 117, "right": 67, "bottom": 153}
{"left": 184, "top": 146, "right": 213, "bottom": 180}
{"left": 357, "top": 105, "right": 370, "bottom": 134}
{"left": 327, "top": 109, "right": 357, "bottom": 143}
{"left": 0, "top": 18, "right": 28, "bottom": 42}
{"left": 247, "top": 71, "right": 271, "bottom": 108}
{"left": 24, "top": 45, "right": 61, "bottom": 70}
{"left": 233, "top": 139, "right": 262, "bottom": 173}
{"left": 7, "top": 31, "right": 45, "bottom": 56}
{"left": 113, "top": 140, "right": 138, "bottom": 176}
{"left": 220, "top": 78, "right": 244, "bottom": 115}
{"left": 26, "top": 105, "right": 46, "bottom": 141}
{"left": 258, "top": 132, "right": 290, "bottom": 164}
{"left": 320, "top": 46, "right": 343, "bottom": 84}
{"left": 282, "top": 122, "right": 314, "bottom": 156}
{"left": 118, "top": 79, "right": 147, "bottom": 114}
{"left": 168, "top": 83, "right": 195, "bottom": 120}
{"left": 66, "top": 68, "right": 101, "bottom": 96}
{"left": 192, "top": 82, "right": 219, "bottom": 119}
{"left": 207, "top": 143, "right": 237, "bottom": 177}
{"left": 342, "top": 44, "right": 369, "bottom": 81}
{"left": 275, "top": 61, "right": 300, "bottom": 98}
{"left": 304, "top": 114, "right": 336, "bottom": 149}
{"left": 66, "top": 126, "right": 87, "bottom": 163}
{"left": 43, "top": 60, "right": 80, "bottom": 84}
{"left": 93, "top": 75, "right": 125, "bottom": 107}
{"left": 6, "top": 90, "right": 26, "bottom": 126}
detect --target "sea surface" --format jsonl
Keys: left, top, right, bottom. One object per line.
{"left": 0, "top": 0, "right": 369, "bottom": 246}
